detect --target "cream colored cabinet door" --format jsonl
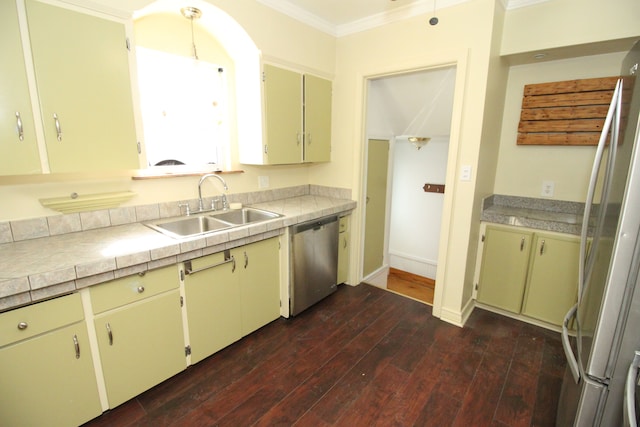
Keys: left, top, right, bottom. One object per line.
{"left": 0, "top": 294, "right": 102, "bottom": 427}
{"left": 263, "top": 64, "right": 303, "bottom": 164}
{"left": 522, "top": 233, "right": 579, "bottom": 325}
{"left": 303, "top": 74, "right": 332, "bottom": 163}
{"left": 183, "top": 250, "right": 242, "bottom": 365}
{"left": 91, "top": 266, "right": 185, "bottom": 408}
{"left": 477, "top": 225, "right": 533, "bottom": 313}
{"left": 337, "top": 216, "right": 350, "bottom": 284}
{"left": 0, "top": 0, "right": 41, "bottom": 175}
{"left": 25, "top": 0, "right": 138, "bottom": 173}
{"left": 237, "top": 237, "right": 280, "bottom": 335}
{"left": 94, "top": 290, "right": 185, "bottom": 408}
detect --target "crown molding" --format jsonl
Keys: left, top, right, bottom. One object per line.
{"left": 257, "top": 0, "right": 553, "bottom": 38}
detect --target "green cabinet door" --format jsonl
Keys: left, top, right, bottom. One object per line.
{"left": 338, "top": 230, "right": 350, "bottom": 284}
{"left": 263, "top": 64, "right": 302, "bottom": 164}
{"left": 0, "top": 322, "right": 102, "bottom": 427}
{"left": 303, "top": 74, "right": 332, "bottom": 163}
{"left": 184, "top": 251, "right": 242, "bottom": 364}
{"left": 477, "top": 226, "right": 533, "bottom": 313}
{"left": 237, "top": 237, "right": 280, "bottom": 335}
{"left": 522, "top": 233, "right": 579, "bottom": 325}
{"left": 94, "top": 290, "right": 185, "bottom": 408}
{"left": 25, "top": 0, "right": 138, "bottom": 173}
{"left": 0, "top": 0, "right": 41, "bottom": 175}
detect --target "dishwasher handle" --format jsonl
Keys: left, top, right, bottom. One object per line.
{"left": 291, "top": 215, "right": 338, "bottom": 234}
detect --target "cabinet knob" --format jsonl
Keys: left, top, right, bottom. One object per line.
{"left": 17, "top": 322, "right": 28, "bottom": 330}
{"left": 137, "top": 286, "right": 145, "bottom": 293}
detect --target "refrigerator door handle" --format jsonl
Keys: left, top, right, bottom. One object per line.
{"left": 624, "top": 351, "right": 640, "bottom": 427}
{"left": 562, "top": 303, "right": 581, "bottom": 383}
{"left": 578, "top": 78, "right": 623, "bottom": 304}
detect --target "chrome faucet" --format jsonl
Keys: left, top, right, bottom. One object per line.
{"left": 198, "top": 173, "right": 229, "bottom": 212}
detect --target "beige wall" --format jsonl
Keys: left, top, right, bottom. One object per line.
{"left": 493, "top": 51, "right": 627, "bottom": 201}
{"left": 501, "top": 0, "right": 640, "bottom": 56}
{"left": 317, "top": 0, "right": 501, "bottom": 323}
{"left": 0, "top": 0, "right": 335, "bottom": 222}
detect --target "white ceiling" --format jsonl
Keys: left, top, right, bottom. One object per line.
{"left": 79, "top": 0, "right": 548, "bottom": 37}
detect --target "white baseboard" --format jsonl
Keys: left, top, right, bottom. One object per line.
{"left": 438, "top": 297, "right": 475, "bottom": 327}
{"left": 388, "top": 251, "right": 437, "bottom": 280}
{"left": 363, "top": 265, "right": 389, "bottom": 289}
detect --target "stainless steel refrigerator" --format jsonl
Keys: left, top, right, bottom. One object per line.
{"left": 557, "top": 40, "right": 640, "bottom": 426}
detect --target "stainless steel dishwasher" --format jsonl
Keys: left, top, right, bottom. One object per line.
{"left": 290, "top": 215, "right": 339, "bottom": 316}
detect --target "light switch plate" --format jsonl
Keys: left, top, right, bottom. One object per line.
{"left": 542, "top": 180, "right": 555, "bottom": 197}
{"left": 460, "top": 165, "right": 472, "bottom": 181}
{"left": 258, "top": 175, "right": 270, "bottom": 189}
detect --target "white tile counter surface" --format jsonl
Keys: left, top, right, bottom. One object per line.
{"left": 0, "top": 193, "right": 356, "bottom": 311}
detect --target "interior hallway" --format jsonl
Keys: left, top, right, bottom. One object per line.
{"left": 83, "top": 283, "right": 565, "bottom": 427}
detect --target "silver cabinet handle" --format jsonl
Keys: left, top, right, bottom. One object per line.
{"left": 343, "top": 237, "right": 347, "bottom": 249}
{"left": 53, "top": 113, "right": 62, "bottom": 141}
{"left": 137, "top": 286, "right": 145, "bottom": 294}
{"left": 540, "top": 240, "right": 546, "bottom": 256}
{"left": 17, "top": 321, "right": 28, "bottom": 330}
{"left": 307, "top": 132, "right": 312, "bottom": 145}
{"left": 296, "top": 132, "right": 301, "bottom": 146}
{"left": 106, "top": 323, "right": 113, "bottom": 346}
{"left": 244, "top": 251, "right": 248, "bottom": 269}
{"left": 520, "top": 237, "right": 525, "bottom": 252}
{"left": 73, "top": 334, "right": 80, "bottom": 359}
{"left": 15, "top": 112, "right": 24, "bottom": 141}
{"left": 231, "top": 256, "right": 236, "bottom": 273}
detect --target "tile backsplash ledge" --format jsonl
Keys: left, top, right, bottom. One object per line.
{"left": 0, "top": 185, "right": 352, "bottom": 244}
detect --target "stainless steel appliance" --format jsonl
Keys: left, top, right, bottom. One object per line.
{"left": 290, "top": 215, "right": 339, "bottom": 316}
{"left": 557, "top": 40, "right": 640, "bottom": 426}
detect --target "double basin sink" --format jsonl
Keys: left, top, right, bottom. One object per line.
{"left": 146, "top": 207, "right": 282, "bottom": 239}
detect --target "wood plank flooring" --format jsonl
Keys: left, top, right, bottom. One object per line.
{"left": 82, "top": 283, "right": 566, "bottom": 427}
{"left": 387, "top": 268, "right": 435, "bottom": 305}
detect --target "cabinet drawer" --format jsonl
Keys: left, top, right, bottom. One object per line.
{"left": 90, "top": 265, "right": 178, "bottom": 314}
{"left": 0, "top": 293, "right": 83, "bottom": 347}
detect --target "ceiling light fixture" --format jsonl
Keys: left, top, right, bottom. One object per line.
{"left": 408, "top": 136, "right": 431, "bottom": 150}
{"left": 180, "top": 6, "right": 202, "bottom": 60}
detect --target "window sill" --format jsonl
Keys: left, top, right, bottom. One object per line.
{"left": 131, "top": 169, "right": 244, "bottom": 180}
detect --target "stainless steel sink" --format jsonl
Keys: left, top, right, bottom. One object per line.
{"left": 210, "top": 207, "right": 282, "bottom": 225}
{"left": 146, "top": 215, "right": 231, "bottom": 238}
{"left": 145, "top": 207, "right": 282, "bottom": 238}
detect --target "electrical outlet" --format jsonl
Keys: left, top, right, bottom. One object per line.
{"left": 258, "top": 175, "right": 269, "bottom": 189}
{"left": 460, "top": 165, "right": 472, "bottom": 181}
{"left": 542, "top": 180, "right": 555, "bottom": 197}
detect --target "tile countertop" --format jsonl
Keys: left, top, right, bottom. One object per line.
{"left": 481, "top": 194, "right": 585, "bottom": 235}
{"left": 0, "top": 195, "right": 356, "bottom": 312}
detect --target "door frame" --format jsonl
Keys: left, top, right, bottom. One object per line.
{"left": 357, "top": 56, "right": 468, "bottom": 320}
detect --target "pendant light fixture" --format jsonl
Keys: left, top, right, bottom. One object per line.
{"left": 180, "top": 6, "right": 202, "bottom": 60}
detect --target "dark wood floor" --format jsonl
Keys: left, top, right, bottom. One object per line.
{"left": 83, "top": 283, "right": 566, "bottom": 427}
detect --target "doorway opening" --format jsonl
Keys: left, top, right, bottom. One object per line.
{"left": 362, "top": 66, "right": 456, "bottom": 305}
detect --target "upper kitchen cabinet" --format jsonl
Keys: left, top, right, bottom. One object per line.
{"left": 1, "top": 0, "right": 139, "bottom": 176}
{"left": 0, "top": 0, "right": 41, "bottom": 175}
{"left": 240, "top": 63, "right": 332, "bottom": 165}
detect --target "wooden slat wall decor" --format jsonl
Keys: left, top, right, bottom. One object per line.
{"left": 517, "top": 76, "right": 619, "bottom": 146}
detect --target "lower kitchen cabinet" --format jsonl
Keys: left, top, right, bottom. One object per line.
{"left": 522, "top": 232, "right": 580, "bottom": 325}
{"left": 239, "top": 237, "right": 280, "bottom": 335}
{"left": 337, "top": 215, "right": 350, "bottom": 284}
{"left": 183, "top": 249, "right": 242, "bottom": 364}
{"left": 476, "top": 224, "right": 579, "bottom": 326}
{"left": 477, "top": 225, "right": 533, "bottom": 313}
{"left": 0, "top": 293, "right": 102, "bottom": 427}
{"left": 90, "top": 266, "right": 185, "bottom": 408}
{"left": 183, "top": 237, "right": 280, "bottom": 364}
